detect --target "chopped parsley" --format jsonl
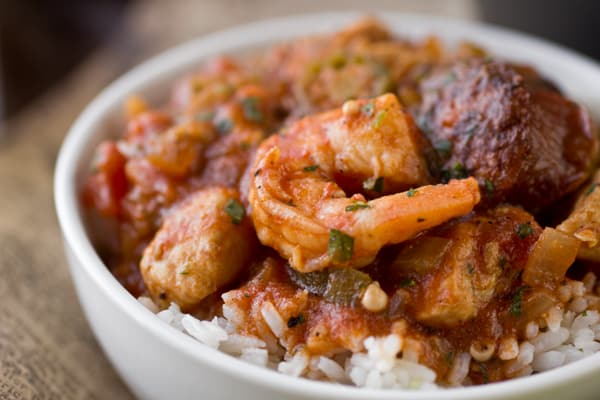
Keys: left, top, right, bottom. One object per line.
{"left": 307, "top": 62, "right": 321, "bottom": 76}
{"left": 416, "top": 110, "right": 434, "bottom": 136}
{"left": 440, "top": 162, "right": 470, "bottom": 183}
{"left": 499, "top": 255, "right": 508, "bottom": 269}
{"left": 444, "top": 71, "right": 457, "bottom": 85}
{"left": 241, "top": 97, "right": 263, "bottom": 123}
{"left": 406, "top": 188, "right": 418, "bottom": 197}
{"left": 330, "top": 54, "right": 346, "bottom": 69}
{"left": 345, "top": 202, "right": 371, "bottom": 212}
{"left": 303, "top": 164, "right": 319, "bottom": 172}
{"left": 445, "top": 351, "right": 454, "bottom": 366}
{"left": 516, "top": 222, "right": 534, "bottom": 239}
{"left": 195, "top": 111, "right": 214, "bottom": 121}
{"left": 479, "top": 362, "right": 489, "bottom": 383}
{"left": 180, "top": 266, "right": 190, "bottom": 275}
{"left": 328, "top": 229, "right": 354, "bottom": 263}
{"left": 287, "top": 314, "right": 306, "bottom": 328}
{"left": 400, "top": 278, "right": 416, "bottom": 288}
{"left": 465, "top": 126, "right": 477, "bottom": 137}
{"left": 215, "top": 83, "right": 233, "bottom": 95}
{"left": 372, "top": 110, "right": 387, "bottom": 128}
{"left": 452, "top": 162, "right": 469, "bottom": 179}
{"left": 484, "top": 179, "right": 495, "bottom": 197}
{"left": 215, "top": 118, "right": 233, "bottom": 135}
{"left": 440, "top": 169, "right": 452, "bottom": 183}
{"left": 585, "top": 183, "right": 598, "bottom": 196}
{"left": 433, "top": 140, "right": 453, "bottom": 158}
{"left": 363, "top": 177, "right": 384, "bottom": 193}
{"left": 361, "top": 102, "right": 374, "bottom": 117}
{"left": 509, "top": 286, "right": 526, "bottom": 317}
{"left": 224, "top": 199, "right": 245, "bottom": 225}
{"left": 467, "top": 262, "right": 474, "bottom": 275}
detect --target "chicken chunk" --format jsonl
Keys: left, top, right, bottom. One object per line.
{"left": 417, "top": 59, "right": 598, "bottom": 212}
{"left": 392, "top": 206, "right": 541, "bottom": 328}
{"left": 140, "top": 187, "right": 256, "bottom": 310}
{"left": 558, "top": 170, "right": 600, "bottom": 262}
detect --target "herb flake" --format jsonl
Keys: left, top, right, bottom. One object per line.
{"left": 303, "top": 164, "right": 319, "bottom": 172}
{"left": 465, "top": 126, "right": 477, "bottom": 137}
{"left": 510, "top": 286, "right": 526, "bottom": 317}
{"left": 328, "top": 229, "right": 354, "bottom": 263}
{"left": 195, "top": 111, "right": 215, "bottom": 121}
{"left": 516, "top": 222, "right": 534, "bottom": 239}
{"left": 407, "top": 188, "right": 418, "bottom": 198}
{"left": 372, "top": 110, "right": 387, "bottom": 128}
{"left": 345, "top": 202, "right": 371, "bottom": 212}
{"left": 330, "top": 54, "right": 346, "bottom": 69}
{"left": 287, "top": 314, "right": 306, "bottom": 328}
{"left": 215, "top": 118, "right": 233, "bottom": 135}
{"left": 467, "top": 262, "right": 474, "bottom": 275}
{"left": 585, "top": 183, "right": 598, "bottom": 196}
{"left": 400, "top": 278, "right": 416, "bottom": 288}
{"left": 484, "top": 179, "right": 495, "bottom": 197}
{"left": 499, "top": 255, "right": 508, "bottom": 269}
{"left": 361, "top": 102, "right": 374, "bottom": 117}
{"left": 224, "top": 199, "right": 245, "bottom": 225}
{"left": 241, "top": 97, "right": 263, "bottom": 123}
{"left": 452, "top": 162, "right": 468, "bottom": 179}
{"left": 479, "top": 362, "right": 489, "bottom": 383}
{"left": 445, "top": 351, "right": 454, "bottom": 366}
{"left": 434, "top": 140, "right": 453, "bottom": 158}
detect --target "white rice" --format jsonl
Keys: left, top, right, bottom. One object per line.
{"left": 240, "top": 348, "right": 270, "bottom": 367}
{"left": 260, "top": 301, "right": 286, "bottom": 339}
{"left": 138, "top": 274, "right": 600, "bottom": 389}
{"left": 278, "top": 351, "right": 310, "bottom": 377}
{"left": 181, "top": 315, "right": 228, "bottom": 349}
{"left": 447, "top": 352, "right": 471, "bottom": 386}
{"left": 317, "top": 356, "right": 348, "bottom": 382}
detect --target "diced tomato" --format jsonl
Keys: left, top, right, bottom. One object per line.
{"left": 125, "top": 111, "right": 172, "bottom": 144}
{"left": 82, "top": 141, "right": 127, "bottom": 217}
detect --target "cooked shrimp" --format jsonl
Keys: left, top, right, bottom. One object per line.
{"left": 249, "top": 94, "right": 481, "bottom": 272}
{"left": 140, "top": 186, "right": 256, "bottom": 310}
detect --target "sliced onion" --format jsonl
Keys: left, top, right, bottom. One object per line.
{"left": 522, "top": 228, "right": 580, "bottom": 289}
{"left": 391, "top": 236, "right": 452, "bottom": 275}
{"left": 520, "top": 289, "right": 558, "bottom": 322}
{"left": 578, "top": 246, "right": 600, "bottom": 263}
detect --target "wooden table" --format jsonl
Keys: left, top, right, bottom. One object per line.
{"left": 0, "top": 1, "right": 475, "bottom": 398}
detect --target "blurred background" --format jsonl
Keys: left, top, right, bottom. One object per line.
{"left": 1, "top": 0, "right": 599, "bottom": 131}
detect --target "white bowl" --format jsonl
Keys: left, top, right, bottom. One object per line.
{"left": 55, "top": 11, "right": 600, "bottom": 400}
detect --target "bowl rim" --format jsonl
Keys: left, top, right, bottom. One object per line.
{"left": 54, "top": 10, "right": 600, "bottom": 399}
